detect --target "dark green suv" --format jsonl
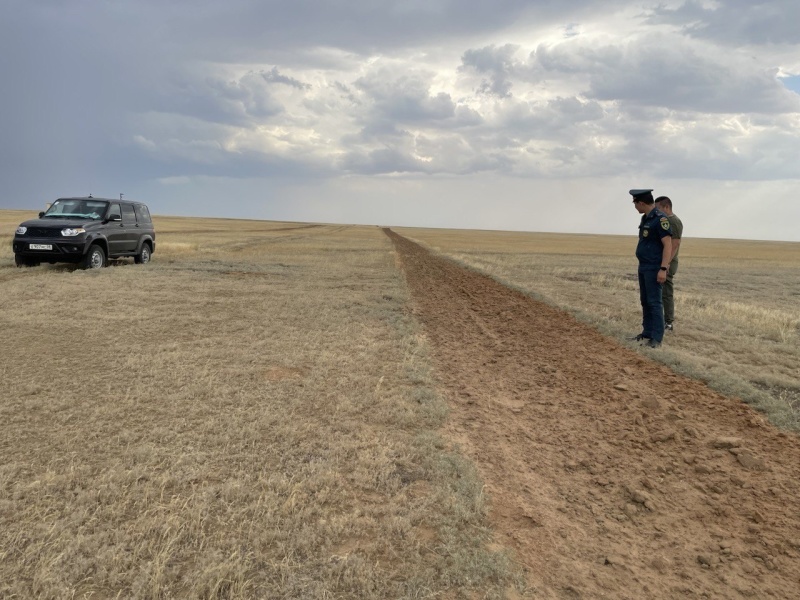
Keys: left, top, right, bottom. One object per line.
{"left": 12, "top": 196, "right": 156, "bottom": 269}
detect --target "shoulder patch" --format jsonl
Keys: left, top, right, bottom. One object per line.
{"left": 660, "top": 217, "right": 670, "bottom": 230}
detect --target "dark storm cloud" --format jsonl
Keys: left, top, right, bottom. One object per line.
{"left": 532, "top": 37, "right": 800, "bottom": 114}
{"left": 340, "top": 145, "right": 430, "bottom": 175}
{"left": 339, "top": 130, "right": 509, "bottom": 176}
{"left": 500, "top": 97, "right": 605, "bottom": 138}
{"left": 144, "top": 0, "right": 619, "bottom": 58}
{"left": 354, "top": 67, "right": 456, "bottom": 123}
{"left": 649, "top": 0, "right": 800, "bottom": 45}
{"left": 262, "top": 67, "right": 311, "bottom": 90}
{"left": 460, "top": 44, "right": 521, "bottom": 97}
{"left": 2, "top": 0, "right": 800, "bottom": 215}
{"left": 137, "top": 70, "right": 287, "bottom": 131}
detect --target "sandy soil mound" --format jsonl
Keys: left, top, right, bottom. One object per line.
{"left": 386, "top": 230, "right": 800, "bottom": 600}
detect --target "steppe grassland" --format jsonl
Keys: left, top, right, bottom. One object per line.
{"left": 397, "top": 227, "right": 800, "bottom": 432}
{"left": 0, "top": 211, "right": 521, "bottom": 599}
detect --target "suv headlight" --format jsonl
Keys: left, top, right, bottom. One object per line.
{"left": 61, "top": 227, "right": 86, "bottom": 237}
{"left": 16, "top": 226, "right": 27, "bottom": 235}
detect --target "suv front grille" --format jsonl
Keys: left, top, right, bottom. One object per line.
{"left": 26, "top": 227, "right": 63, "bottom": 238}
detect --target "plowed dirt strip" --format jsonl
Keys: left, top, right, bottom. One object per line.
{"left": 385, "top": 229, "right": 800, "bottom": 600}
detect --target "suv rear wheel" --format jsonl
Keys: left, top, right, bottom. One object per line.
{"left": 134, "top": 243, "right": 151, "bottom": 264}
{"left": 83, "top": 244, "right": 106, "bottom": 270}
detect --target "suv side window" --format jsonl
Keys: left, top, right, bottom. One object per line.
{"left": 108, "top": 203, "right": 122, "bottom": 220}
{"left": 135, "top": 204, "right": 152, "bottom": 223}
{"left": 121, "top": 204, "right": 136, "bottom": 224}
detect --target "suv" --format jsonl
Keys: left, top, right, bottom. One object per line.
{"left": 13, "top": 196, "right": 156, "bottom": 269}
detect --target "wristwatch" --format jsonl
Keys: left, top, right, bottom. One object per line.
{"left": 659, "top": 266, "right": 668, "bottom": 271}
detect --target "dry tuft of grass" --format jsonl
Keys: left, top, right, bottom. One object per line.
{"left": 0, "top": 211, "right": 524, "bottom": 599}
{"left": 398, "top": 226, "right": 800, "bottom": 432}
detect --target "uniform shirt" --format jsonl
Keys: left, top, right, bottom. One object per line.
{"left": 667, "top": 213, "right": 683, "bottom": 268}
{"left": 636, "top": 207, "right": 671, "bottom": 269}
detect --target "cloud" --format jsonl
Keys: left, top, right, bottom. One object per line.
{"left": 145, "top": 70, "right": 286, "bottom": 128}
{"left": 649, "top": 0, "right": 800, "bottom": 45}
{"left": 354, "top": 65, "right": 457, "bottom": 123}
{"left": 531, "top": 35, "right": 800, "bottom": 114}
{"left": 133, "top": 0, "right": 543, "bottom": 57}
{"left": 2, "top": 0, "right": 800, "bottom": 240}
{"left": 262, "top": 67, "right": 311, "bottom": 90}
{"left": 496, "top": 96, "right": 605, "bottom": 139}
{"left": 460, "top": 44, "right": 522, "bottom": 97}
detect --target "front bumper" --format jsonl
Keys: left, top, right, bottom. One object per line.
{"left": 13, "top": 237, "right": 90, "bottom": 260}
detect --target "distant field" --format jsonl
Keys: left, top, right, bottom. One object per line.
{"left": 396, "top": 226, "right": 800, "bottom": 431}
{"left": 1, "top": 209, "right": 797, "bottom": 597}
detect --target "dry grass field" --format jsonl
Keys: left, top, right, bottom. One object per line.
{"left": 0, "top": 211, "right": 521, "bottom": 599}
{"left": 396, "top": 227, "right": 800, "bottom": 432}
{"left": 2, "top": 209, "right": 798, "bottom": 598}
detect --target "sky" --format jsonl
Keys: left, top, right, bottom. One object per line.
{"left": 2, "top": 0, "right": 800, "bottom": 241}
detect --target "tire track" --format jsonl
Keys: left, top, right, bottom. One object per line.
{"left": 386, "top": 229, "right": 800, "bottom": 600}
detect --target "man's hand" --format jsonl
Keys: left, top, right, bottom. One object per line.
{"left": 660, "top": 236, "right": 672, "bottom": 282}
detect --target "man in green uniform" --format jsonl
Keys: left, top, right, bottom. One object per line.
{"left": 655, "top": 196, "right": 683, "bottom": 331}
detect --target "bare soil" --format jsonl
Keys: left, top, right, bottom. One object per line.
{"left": 386, "top": 229, "right": 800, "bottom": 600}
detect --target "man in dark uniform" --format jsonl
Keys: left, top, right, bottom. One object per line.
{"left": 629, "top": 189, "right": 672, "bottom": 348}
{"left": 655, "top": 196, "right": 683, "bottom": 331}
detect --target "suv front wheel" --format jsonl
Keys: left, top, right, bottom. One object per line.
{"left": 83, "top": 244, "right": 106, "bottom": 269}
{"left": 15, "top": 254, "right": 39, "bottom": 267}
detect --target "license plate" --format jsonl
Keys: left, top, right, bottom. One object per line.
{"left": 29, "top": 244, "right": 53, "bottom": 250}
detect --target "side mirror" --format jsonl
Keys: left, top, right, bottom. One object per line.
{"left": 108, "top": 215, "right": 122, "bottom": 222}
{"left": 39, "top": 211, "right": 45, "bottom": 218}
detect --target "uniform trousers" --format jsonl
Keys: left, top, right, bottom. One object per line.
{"left": 662, "top": 261, "right": 678, "bottom": 325}
{"left": 638, "top": 267, "right": 665, "bottom": 342}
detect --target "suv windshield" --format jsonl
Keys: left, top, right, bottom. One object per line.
{"left": 43, "top": 199, "right": 109, "bottom": 220}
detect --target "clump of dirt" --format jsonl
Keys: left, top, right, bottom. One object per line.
{"left": 386, "top": 229, "right": 800, "bottom": 600}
